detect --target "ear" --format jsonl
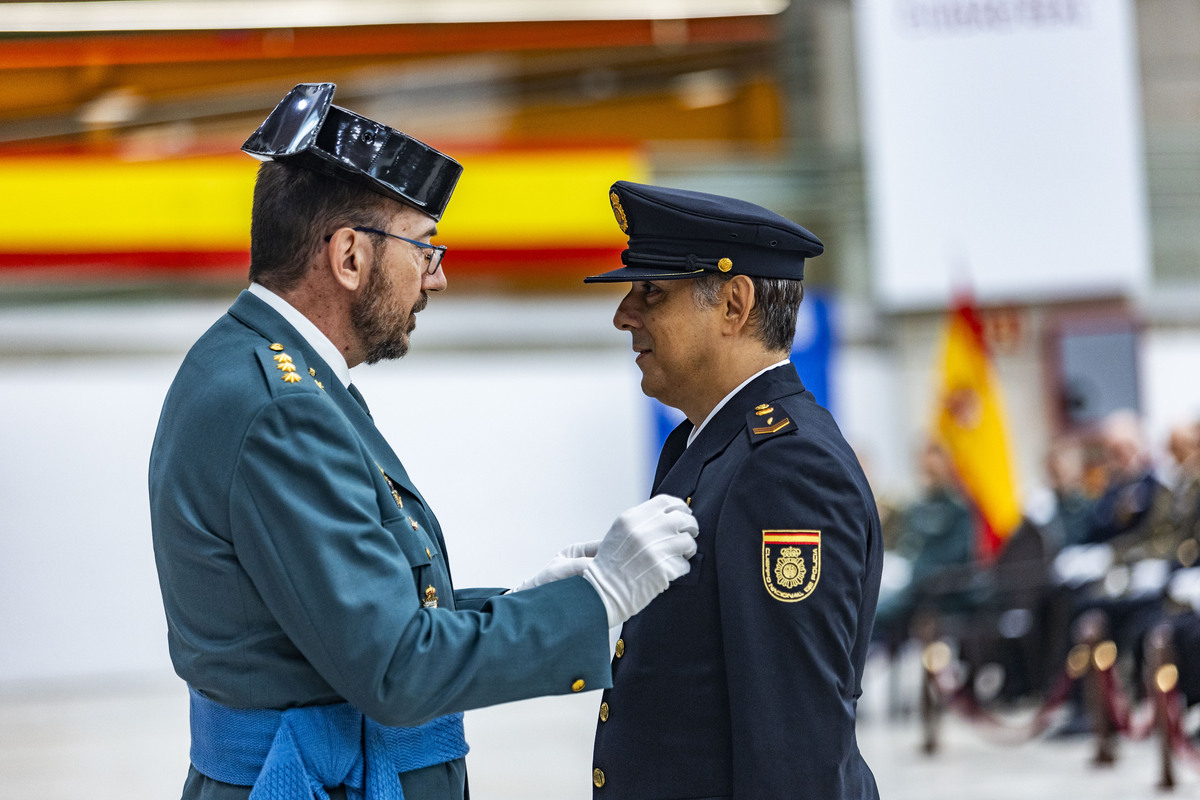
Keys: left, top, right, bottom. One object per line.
{"left": 721, "top": 274, "right": 756, "bottom": 335}
{"left": 325, "top": 227, "right": 371, "bottom": 292}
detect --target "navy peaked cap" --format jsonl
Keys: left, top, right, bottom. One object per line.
{"left": 584, "top": 180, "right": 822, "bottom": 283}
{"left": 242, "top": 83, "right": 462, "bottom": 221}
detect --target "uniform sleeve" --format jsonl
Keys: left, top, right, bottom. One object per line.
{"left": 228, "top": 392, "right": 611, "bottom": 726}
{"left": 713, "top": 433, "right": 876, "bottom": 798}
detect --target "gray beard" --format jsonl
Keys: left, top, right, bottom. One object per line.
{"left": 351, "top": 254, "right": 427, "bottom": 365}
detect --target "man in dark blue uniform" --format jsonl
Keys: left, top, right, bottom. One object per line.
{"left": 149, "top": 86, "right": 699, "bottom": 800}
{"left": 584, "top": 181, "right": 883, "bottom": 799}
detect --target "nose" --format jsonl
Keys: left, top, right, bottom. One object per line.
{"left": 422, "top": 264, "right": 447, "bottom": 293}
{"left": 613, "top": 288, "right": 639, "bottom": 331}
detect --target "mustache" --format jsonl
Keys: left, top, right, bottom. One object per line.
{"left": 413, "top": 292, "right": 429, "bottom": 314}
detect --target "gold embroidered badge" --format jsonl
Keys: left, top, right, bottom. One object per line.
{"left": 610, "top": 191, "right": 629, "bottom": 232}
{"left": 423, "top": 585, "right": 439, "bottom": 608}
{"left": 377, "top": 464, "right": 403, "bottom": 509}
{"left": 762, "top": 530, "right": 820, "bottom": 602}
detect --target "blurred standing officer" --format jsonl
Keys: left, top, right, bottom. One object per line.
{"left": 873, "top": 439, "right": 976, "bottom": 644}
{"left": 583, "top": 181, "right": 882, "bottom": 799}
{"left": 149, "top": 86, "right": 698, "bottom": 800}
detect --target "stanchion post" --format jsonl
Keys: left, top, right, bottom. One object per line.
{"left": 1146, "top": 622, "right": 1178, "bottom": 791}
{"left": 1072, "top": 609, "right": 1118, "bottom": 766}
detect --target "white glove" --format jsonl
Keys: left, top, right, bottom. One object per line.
{"left": 509, "top": 540, "right": 603, "bottom": 593}
{"left": 583, "top": 495, "right": 699, "bottom": 628}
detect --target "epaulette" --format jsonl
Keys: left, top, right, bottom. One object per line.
{"left": 254, "top": 342, "right": 324, "bottom": 397}
{"left": 745, "top": 402, "right": 796, "bottom": 445}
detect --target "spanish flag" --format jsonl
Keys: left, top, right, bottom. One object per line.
{"left": 933, "top": 298, "right": 1022, "bottom": 560}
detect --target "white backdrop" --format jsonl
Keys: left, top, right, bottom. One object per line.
{"left": 0, "top": 296, "right": 650, "bottom": 684}
{"left": 855, "top": 0, "right": 1150, "bottom": 310}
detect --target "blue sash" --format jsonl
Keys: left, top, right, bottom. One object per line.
{"left": 188, "top": 687, "right": 469, "bottom": 800}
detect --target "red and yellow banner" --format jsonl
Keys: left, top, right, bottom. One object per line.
{"left": 0, "top": 147, "right": 646, "bottom": 278}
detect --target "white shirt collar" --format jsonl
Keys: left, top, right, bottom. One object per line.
{"left": 248, "top": 282, "right": 352, "bottom": 388}
{"left": 686, "top": 359, "right": 792, "bottom": 448}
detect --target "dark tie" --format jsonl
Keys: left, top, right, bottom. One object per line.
{"left": 347, "top": 383, "right": 372, "bottom": 417}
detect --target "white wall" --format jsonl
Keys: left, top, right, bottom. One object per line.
{"left": 0, "top": 295, "right": 653, "bottom": 684}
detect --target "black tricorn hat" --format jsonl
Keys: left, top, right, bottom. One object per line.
{"left": 241, "top": 83, "right": 463, "bottom": 221}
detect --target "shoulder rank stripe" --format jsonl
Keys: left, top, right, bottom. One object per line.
{"left": 753, "top": 417, "right": 792, "bottom": 435}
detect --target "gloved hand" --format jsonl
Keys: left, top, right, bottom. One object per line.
{"left": 509, "top": 540, "right": 603, "bottom": 593}
{"left": 583, "top": 495, "right": 699, "bottom": 628}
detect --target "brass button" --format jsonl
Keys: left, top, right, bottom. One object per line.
{"left": 614, "top": 639, "right": 625, "bottom": 658}
{"left": 717, "top": 257, "right": 732, "bottom": 272}
{"left": 599, "top": 701, "right": 610, "bottom": 722}
{"left": 593, "top": 768, "right": 606, "bottom": 788}
{"left": 572, "top": 679, "right": 586, "bottom": 692}
{"left": 269, "top": 343, "right": 284, "bottom": 351}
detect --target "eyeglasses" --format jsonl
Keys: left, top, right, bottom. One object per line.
{"left": 325, "top": 225, "right": 446, "bottom": 275}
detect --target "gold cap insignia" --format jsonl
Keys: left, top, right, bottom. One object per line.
{"left": 269, "top": 343, "right": 284, "bottom": 352}
{"left": 718, "top": 257, "right": 733, "bottom": 272}
{"left": 610, "top": 191, "right": 629, "bottom": 233}
{"left": 762, "top": 530, "right": 821, "bottom": 602}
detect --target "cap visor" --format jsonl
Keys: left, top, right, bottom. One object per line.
{"left": 583, "top": 265, "right": 706, "bottom": 283}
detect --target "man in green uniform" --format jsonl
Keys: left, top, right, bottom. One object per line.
{"left": 149, "top": 85, "right": 698, "bottom": 800}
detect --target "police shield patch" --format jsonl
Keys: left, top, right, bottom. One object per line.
{"left": 762, "top": 530, "right": 821, "bottom": 602}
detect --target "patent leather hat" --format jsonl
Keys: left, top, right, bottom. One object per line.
{"left": 242, "top": 83, "right": 463, "bottom": 221}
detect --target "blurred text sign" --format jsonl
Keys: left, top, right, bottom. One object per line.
{"left": 855, "top": 0, "right": 1149, "bottom": 310}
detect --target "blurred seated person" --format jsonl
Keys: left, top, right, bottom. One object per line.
{"left": 1155, "top": 421, "right": 1200, "bottom": 568}
{"left": 1084, "top": 409, "right": 1170, "bottom": 550}
{"left": 875, "top": 439, "right": 976, "bottom": 646}
{"left": 1050, "top": 411, "right": 1182, "bottom": 697}
{"left": 1041, "top": 434, "right": 1096, "bottom": 551}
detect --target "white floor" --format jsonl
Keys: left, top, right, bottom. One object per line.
{"left": 2, "top": 661, "right": 1197, "bottom": 799}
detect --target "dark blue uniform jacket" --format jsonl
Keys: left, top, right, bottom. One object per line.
{"left": 592, "top": 365, "right": 882, "bottom": 799}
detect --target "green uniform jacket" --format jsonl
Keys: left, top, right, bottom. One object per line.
{"left": 149, "top": 291, "right": 611, "bottom": 799}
